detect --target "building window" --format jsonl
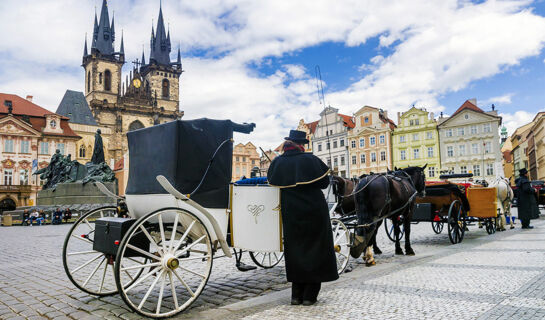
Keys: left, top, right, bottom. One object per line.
{"left": 252, "top": 160, "right": 256, "bottom": 165}
{"left": 370, "top": 137, "right": 376, "bottom": 145}
{"left": 465, "top": 114, "right": 469, "bottom": 119}
{"left": 87, "top": 71, "right": 91, "bottom": 92}
{"left": 379, "top": 135, "right": 385, "bottom": 144}
{"left": 473, "top": 164, "right": 481, "bottom": 177}
{"left": 447, "top": 146, "right": 454, "bottom": 157}
{"left": 3, "top": 169, "right": 13, "bottom": 185}
{"left": 3, "top": 139, "right": 14, "bottom": 153}
{"left": 483, "top": 123, "right": 491, "bottom": 133}
{"left": 340, "top": 139, "right": 345, "bottom": 147}
{"left": 460, "top": 166, "right": 467, "bottom": 174}
{"left": 400, "top": 150, "right": 406, "bottom": 160}
{"left": 399, "top": 135, "right": 406, "bottom": 143}
{"left": 471, "top": 125, "right": 477, "bottom": 134}
{"left": 446, "top": 129, "right": 453, "bottom": 137}
{"left": 359, "top": 138, "right": 365, "bottom": 148}
{"left": 409, "top": 120, "right": 414, "bottom": 126}
{"left": 428, "top": 167, "right": 435, "bottom": 177}
{"left": 484, "top": 142, "right": 491, "bottom": 154}
{"left": 236, "top": 167, "right": 240, "bottom": 177}
{"left": 327, "top": 158, "right": 331, "bottom": 167}
{"left": 236, "top": 156, "right": 239, "bottom": 162}
{"left": 472, "top": 143, "right": 479, "bottom": 154}
{"left": 20, "top": 169, "right": 29, "bottom": 185}
{"left": 364, "top": 117, "right": 369, "bottom": 123}
{"left": 371, "top": 152, "right": 376, "bottom": 162}
{"left": 415, "top": 119, "right": 420, "bottom": 125}
{"left": 242, "top": 157, "right": 246, "bottom": 162}
{"left": 360, "top": 154, "right": 366, "bottom": 164}
{"left": 340, "top": 156, "right": 345, "bottom": 166}
{"left": 318, "top": 144, "right": 322, "bottom": 152}
{"left": 326, "top": 142, "right": 330, "bottom": 150}
{"left": 413, "top": 148, "right": 420, "bottom": 159}
{"left": 412, "top": 133, "right": 419, "bottom": 141}
{"left": 458, "top": 145, "right": 465, "bottom": 156}
{"left": 162, "top": 79, "right": 170, "bottom": 98}
{"left": 104, "top": 69, "right": 111, "bottom": 91}
{"left": 39, "top": 142, "right": 49, "bottom": 155}
{"left": 380, "top": 151, "right": 386, "bottom": 161}
{"left": 427, "top": 147, "right": 434, "bottom": 158}
{"left": 351, "top": 140, "right": 356, "bottom": 148}
{"left": 20, "top": 140, "right": 29, "bottom": 154}
{"left": 57, "top": 143, "right": 65, "bottom": 155}
{"left": 352, "top": 155, "right": 357, "bottom": 165}
{"left": 486, "top": 163, "right": 494, "bottom": 176}
{"left": 333, "top": 140, "right": 338, "bottom": 149}
{"left": 334, "top": 157, "right": 338, "bottom": 167}
{"left": 99, "top": 72, "right": 102, "bottom": 84}
{"left": 459, "top": 127, "right": 465, "bottom": 136}
{"left": 79, "top": 145, "right": 86, "bottom": 158}
{"left": 426, "top": 131, "right": 433, "bottom": 140}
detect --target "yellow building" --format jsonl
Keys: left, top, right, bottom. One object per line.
{"left": 296, "top": 119, "right": 319, "bottom": 152}
{"left": 232, "top": 142, "right": 260, "bottom": 181}
{"left": 392, "top": 107, "right": 440, "bottom": 180}
{"left": 510, "top": 121, "right": 534, "bottom": 182}
{"left": 529, "top": 112, "right": 545, "bottom": 180}
{"left": 501, "top": 135, "right": 514, "bottom": 183}
{"left": 348, "top": 106, "right": 395, "bottom": 177}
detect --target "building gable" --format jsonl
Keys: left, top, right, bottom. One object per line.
{"left": 0, "top": 116, "right": 41, "bottom": 137}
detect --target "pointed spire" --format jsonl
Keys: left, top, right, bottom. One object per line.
{"left": 119, "top": 30, "right": 124, "bottom": 54}
{"left": 149, "top": 3, "right": 172, "bottom": 65}
{"left": 94, "top": 0, "right": 114, "bottom": 55}
{"left": 110, "top": 12, "right": 116, "bottom": 42}
{"left": 141, "top": 46, "right": 146, "bottom": 65}
{"left": 92, "top": 10, "right": 99, "bottom": 48}
{"left": 177, "top": 46, "right": 181, "bottom": 65}
{"left": 83, "top": 34, "right": 88, "bottom": 58}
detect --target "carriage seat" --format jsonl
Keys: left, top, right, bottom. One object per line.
{"left": 234, "top": 177, "right": 268, "bottom": 185}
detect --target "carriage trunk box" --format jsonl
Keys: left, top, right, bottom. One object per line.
{"left": 93, "top": 217, "right": 149, "bottom": 256}
{"left": 412, "top": 203, "right": 433, "bottom": 221}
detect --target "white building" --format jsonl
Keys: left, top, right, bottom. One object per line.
{"left": 312, "top": 106, "right": 355, "bottom": 178}
{"left": 438, "top": 99, "right": 502, "bottom": 183}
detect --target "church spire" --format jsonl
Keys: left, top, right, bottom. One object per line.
{"left": 176, "top": 46, "right": 181, "bottom": 66}
{"left": 92, "top": 11, "right": 98, "bottom": 48}
{"left": 83, "top": 35, "right": 88, "bottom": 58}
{"left": 110, "top": 12, "right": 116, "bottom": 42}
{"left": 141, "top": 47, "right": 146, "bottom": 65}
{"left": 92, "top": 0, "right": 114, "bottom": 56}
{"left": 149, "top": 3, "right": 171, "bottom": 66}
{"left": 119, "top": 30, "right": 124, "bottom": 55}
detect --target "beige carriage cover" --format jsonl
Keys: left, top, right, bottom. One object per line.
{"left": 230, "top": 185, "right": 283, "bottom": 252}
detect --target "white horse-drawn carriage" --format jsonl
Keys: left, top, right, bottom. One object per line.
{"left": 62, "top": 119, "right": 348, "bottom": 318}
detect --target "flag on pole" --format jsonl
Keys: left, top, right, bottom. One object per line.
{"left": 31, "top": 159, "right": 38, "bottom": 174}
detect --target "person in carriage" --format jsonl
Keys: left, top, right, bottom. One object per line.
{"left": 268, "top": 130, "right": 339, "bottom": 306}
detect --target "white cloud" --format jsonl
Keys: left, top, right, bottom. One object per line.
{"left": 499, "top": 110, "right": 537, "bottom": 136}
{"left": 482, "top": 93, "right": 515, "bottom": 106}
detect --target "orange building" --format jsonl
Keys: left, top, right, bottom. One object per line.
{"left": 232, "top": 142, "right": 260, "bottom": 181}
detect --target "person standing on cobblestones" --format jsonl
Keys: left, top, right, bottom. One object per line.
{"left": 516, "top": 168, "right": 539, "bottom": 229}
{"left": 268, "top": 130, "right": 339, "bottom": 306}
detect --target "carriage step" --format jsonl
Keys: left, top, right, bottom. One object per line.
{"left": 236, "top": 262, "right": 257, "bottom": 272}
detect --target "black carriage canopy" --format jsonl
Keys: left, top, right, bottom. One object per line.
{"left": 126, "top": 118, "right": 255, "bottom": 208}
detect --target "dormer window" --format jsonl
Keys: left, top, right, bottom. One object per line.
{"left": 50, "top": 120, "right": 57, "bottom": 128}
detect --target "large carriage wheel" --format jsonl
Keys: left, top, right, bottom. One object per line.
{"left": 384, "top": 217, "right": 405, "bottom": 242}
{"left": 115, "top": 208, "right": 213, "bottom": 318}
{"left": 62, "top": 206, "right": 121, "bottom": 296}
{"left": 331, "top": 218, "right": 350, "bottom": 274}
{"left": 431, "top": 221, "right": 444, "bottom": 234}
{"left": 447, "top": 200, "right": 465, "bottom": 244}
{"left": 249, "top": 251, "right": 284, "bottom": 268}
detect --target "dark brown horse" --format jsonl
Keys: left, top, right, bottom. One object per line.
{"left": 351, "top": 165, "right": 427, "bottom": 265}
{"left": 330, "top": 175, "right": 358, "bottom": 215}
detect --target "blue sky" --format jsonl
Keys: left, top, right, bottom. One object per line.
{"left": 1, "top": 0, "right": 545, "bottom": 148}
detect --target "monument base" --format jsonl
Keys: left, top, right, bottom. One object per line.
{"left": 37, "top": 181, "right": 117, "bottom": 206}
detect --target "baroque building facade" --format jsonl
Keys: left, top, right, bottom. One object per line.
{"left": 392, "top": 107, "right": 440, "bottom": 180}
{"left": 296, "top": 119, "right": 319, "bottom": 152}
{"left": 232, "top": 142, "right": 260, "bottom": 181}
{"left": 528, "top": 112, "right": 545, "bottom": 180}
{"left": 348, "top": 106, "right": 395, "bottom": 178}
{"left": 510, "top": 121, "right": 534, "bottom": 182}
{"left": 81, "top": 0, "right": 183, "bottom": 162}
{"left": 438, "top": 99, "right": 502, "bottom": 183}
{"left": 0, "top": 94, "right": 80, "bottom": 211}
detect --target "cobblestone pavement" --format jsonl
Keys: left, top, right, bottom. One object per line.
{"left": 0, "top": 208, "right": 543, "bottom": 319}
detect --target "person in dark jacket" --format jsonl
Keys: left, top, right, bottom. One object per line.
{"left": 267, "top": 130, "right": 339, "bottom": 306}
{"left": 516, "top": 168, "right": 539, "bottom": 229}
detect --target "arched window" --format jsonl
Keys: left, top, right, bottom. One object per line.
{"left": 129, "top": 120, "right": 145, "bottom": 131}
{"left": 162, "top": 79, "right": 169, "bottom": 98}
{"left": 87, "top": 71, "right": 91, "bottom": 92}
{"left": 79, "top": 145, "right": 86, "bottom": 158}
{"left": 104, "top": 70, "right": 111, "bottom": 91}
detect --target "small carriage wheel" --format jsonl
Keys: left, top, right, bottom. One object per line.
{"left": 447, "top": 200, "right": 465, "bottom": 244}
{"left": 249, "top": 251, "right": 284, "bottom": 269}
{"left": 384, "top": 217, "right": 405, "bottom": 242}
{"left": 431, "top": 221, "right": 444, "bottom": 234}
{"left": 115, "top": 207, "right": 213, "bottom": 318}
{"left": 485, "top": 218, "right": 496, "bottom": 235}
{"left": 331, "top": 218, "right": 350, "bottom": 274}
{"left": 62, "top": 206, "right": 125, "bottom": 296}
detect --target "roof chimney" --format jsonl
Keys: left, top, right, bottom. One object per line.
{"left": 26, "top": 95, "right": 33, "bottom": 102}
{"left": 397, "top": 112, "right": 401, "bottom": 124}
{"left": 430, "top": 112, "right": 434, "bottom": 120}
{"left": 469, "top": 98, "right": 477, "bottom": 106}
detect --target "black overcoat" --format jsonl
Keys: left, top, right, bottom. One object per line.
{"left": 516, "top": 176, "right": 540, "bottom": 221}
{"left": 267, "top": 149, "right": 339, "bottom": 283}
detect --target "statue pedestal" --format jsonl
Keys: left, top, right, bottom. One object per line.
{"left": 37, "top": 181, "right": 117, "bottom": 206}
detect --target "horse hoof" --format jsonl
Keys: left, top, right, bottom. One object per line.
{"left": 374, "top": 249, "right": 382, "bottom": 255}
{"left": 510, "top": 226, "right": 515, "bottom": 229}
{"left": 395, "top": 250, "right": 404, "bottom": 255}
{"left": 365, "top": 260, "right": 376, "bottom": 267}
{"left": 406, "top": 251, "right": 415, "bottom": 256}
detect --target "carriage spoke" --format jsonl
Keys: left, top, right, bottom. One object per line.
{"left": 140, "top": 226, "right": 161, "bottom": 254}
{"left": 179, "top": 265, "right": 206, "bottom": 279}
{"left": 138, "top": 269, "right": 165, "bottom": 310}
{"left": 261, "top": 253, "right": 266, "bottom": 265}
{"left": 98, "top": 257, "right": 108, "bottom": 293}
{"left": 71, "top": 234, "right": 93, "bottom": 244}
{"left": 268, "top": 254, "right": 272, "bottom": 266}
{"left": 179, "top": 255, "right": 211, "bottom": 262}
{"left": 273, "top": 253, "right": 279, "bottom": 262}
{"left": 334, "top": 230, "right": 346, "bottom": 245}
{"left": 175, "top": 235, "right": 206, "bottom": 258}
{"left": 172, "top": 221, "right": 196, "bottom": 253}
{"left": 158, "top": 215, "right": 167, "bottom": 253}
{"left": 173, "top": 269, "right": 195, "bottom": 297}
{"left": 121, "top": 264, "right": 135, "bottom": 282}
{"left": 126, "top": 257, "right": 146, "bottom": 265}
{"left": 126, "top": 244, "right": 161, "bottom": 261}
{"left": 156, "top": 272, "right": 166, "bottom": 315}
{"left": 169, "top": 213, "right": 180, "bottom": 252}
{"left": 121, "top": 262, "right": 161, "bottom": 271}
{"left": 168, "top": 271, "right": 179, "bottom": 310}
{"left": 126, "top": 266, "right": 161, "bottom": 292}
{"left": 71, "top": 254, "right": 103, "bottom": 274}
{"left": 67, "top": 250, "right": 97, "bottom": 256}
{"left": 84, "top": 219, "right": 94, "bottom": 231}
{"left": 82, "top": 257, "right": 105, "bottom": 288}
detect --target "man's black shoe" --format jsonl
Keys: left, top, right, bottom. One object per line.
{"left": 302, "top": 300, "right": 317, "bottom": 306}
{"left": 291, "top": 298, "right": 302, "bottom": 305}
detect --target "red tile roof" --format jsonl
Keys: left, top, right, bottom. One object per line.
{"left": 502, "top": 150, "right": 512, "bottom": 162}
{"left": 113, "top": 157, "right": 124, "bottom": 171}
{"left": 339, "top": 114, "right": 355, "bottom": 128}
{"left": 307, "top": 120, "right": 319, "bottom": 134}
{"left": 451, "top": 100, "right": 485, "bottom": 117}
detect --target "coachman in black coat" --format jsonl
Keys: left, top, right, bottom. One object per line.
{"left": 268, "top": 130, "right": 339, "bottom": 306}
{"left": 516, "top": 168, "right": 539, "bottom": 228}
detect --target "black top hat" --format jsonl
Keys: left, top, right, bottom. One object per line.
{"left": 519, "top": 168, "right": 528, "bottom": 175}
{"left": 285, "top": 130, "right": 309, "bottom": 144}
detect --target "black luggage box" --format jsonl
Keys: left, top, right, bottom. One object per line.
{"left": 412, "top": 203, "right": 433, "bottom": 222}
{"left": 93, "top": 217, "right": 149, "bottom": 256}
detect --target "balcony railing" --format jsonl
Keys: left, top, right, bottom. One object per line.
{"left": 0, "top": 184, "right": 32, "bottom": 193}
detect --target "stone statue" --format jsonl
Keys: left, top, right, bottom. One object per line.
{"left": 91, "top": 129, "right": 105, "bottom": 164}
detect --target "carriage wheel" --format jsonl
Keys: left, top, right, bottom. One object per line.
{"left": 485, "top": 218, "right": 496, "bottom": 235}
{"left": 384, "top": 217, "right": 405, "bottom": 242}
{"left": 115, "top": 208, "right": 213, "bottom": 318}
{"left": 447, "top": 200, "right": 465, "bottom": 244}
{"left": 331, "top": 218, "right": 350, "bottom": 274}
{"left": 431, "top": 221, "right": 444, "bottom": 234}
{"left": 249, "top": 251, "right": 284, "bottom": 269}
{"left": 62, "top": 206, "right": 123, "bottom": 296}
